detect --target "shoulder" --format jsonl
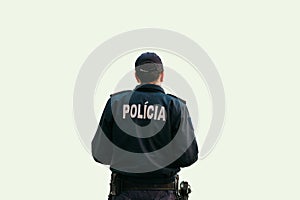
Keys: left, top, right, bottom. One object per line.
{"left": 110, "top": 90, "right": 132, "bottom": 97}
{"left": 166, "top": 93, "right": 186, "bottom": 104}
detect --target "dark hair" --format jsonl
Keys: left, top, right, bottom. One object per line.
{"left": 136, "top": 71, "right": 161, "bottom": 83}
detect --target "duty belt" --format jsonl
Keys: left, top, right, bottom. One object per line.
{"left": 122, "top": 180, "right": 177, "bottom": 191}
{"left": 109, "top": 173, "right": 191, "bottom": 200}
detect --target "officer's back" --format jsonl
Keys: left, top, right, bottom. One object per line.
{"left": 92, "top": 52, "right": 198, "bottom": 200}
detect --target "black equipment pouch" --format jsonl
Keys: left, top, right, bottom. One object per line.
{"left": 108, "top": 173, "right": 122, "bottom": 199}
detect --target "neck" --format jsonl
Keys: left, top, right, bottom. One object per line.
{"left": 141, "top": 81, "right": 161, "bottom": 86}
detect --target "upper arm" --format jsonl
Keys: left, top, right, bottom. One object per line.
{"left": 170, "top": 100, "right": 199, "bottom": 167}
{"left": 91, "top": 98, "right": 114, "bottom": 165}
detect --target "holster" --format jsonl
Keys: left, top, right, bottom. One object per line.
{"left": 176, "top": 176, "right": 191, "bottom": 200}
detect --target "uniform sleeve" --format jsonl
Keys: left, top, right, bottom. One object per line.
{"left": 169, "top": 102, "right": 198, "bottom": 168}
{"left": 91, "top": 98, "right": 114, "bottom": 165}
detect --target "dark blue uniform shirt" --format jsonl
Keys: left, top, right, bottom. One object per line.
{"left": 92, "top": 84, "right": 198, "bottom": 184}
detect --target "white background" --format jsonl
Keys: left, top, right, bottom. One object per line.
{"left": 1, "top": 0, "right": 299, "bottom": 199}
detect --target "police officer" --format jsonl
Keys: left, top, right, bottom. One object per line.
{"left": 92, "top": 52, "right": 198, "bottom": 200}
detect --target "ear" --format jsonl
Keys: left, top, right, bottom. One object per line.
{"left": 135, "top": 72, "right": 141, "bottom": 83}
{"left": 159, "top": 72, "right": 164, "bottom": 82}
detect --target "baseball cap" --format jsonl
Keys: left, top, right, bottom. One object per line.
{"left": 135, "top": 52, "right": 164, "bottom": 73}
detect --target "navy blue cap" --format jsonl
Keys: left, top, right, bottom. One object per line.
{"left": 135, "top": 52, "right": 163, "bottom": 72}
